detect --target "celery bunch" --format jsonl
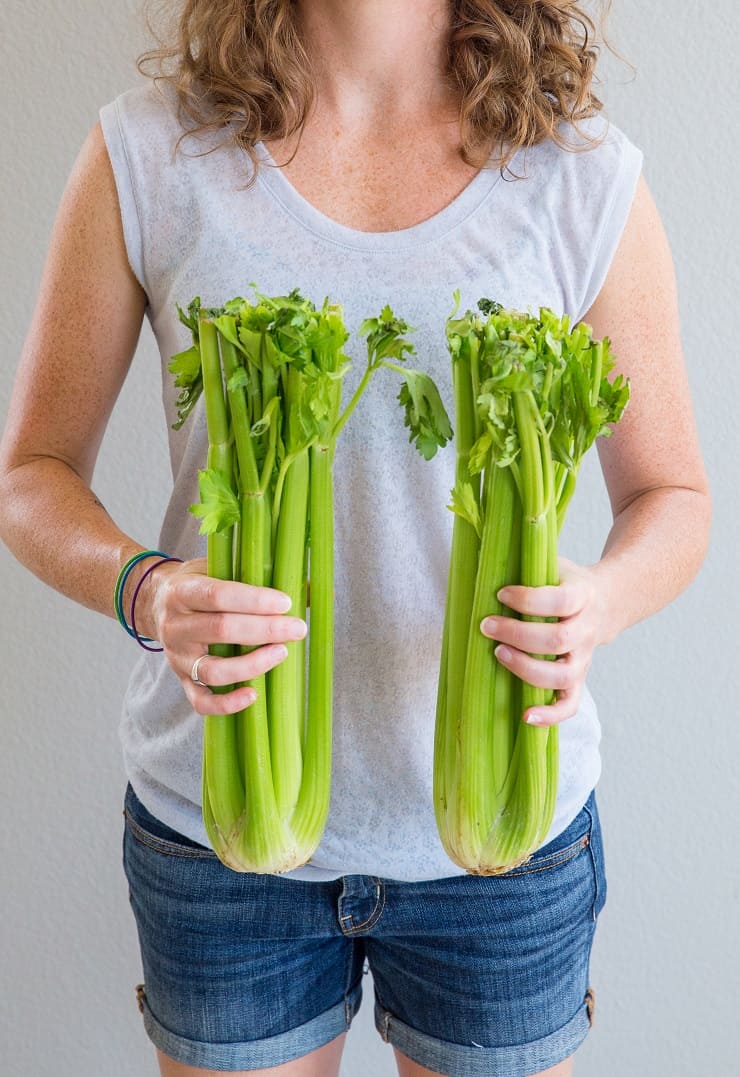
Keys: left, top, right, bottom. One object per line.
{"left": 435, "top": 296, "right": 629, "bottom": 874}
{"left": 170, "top": 290, "right": 450, "bottom": 873}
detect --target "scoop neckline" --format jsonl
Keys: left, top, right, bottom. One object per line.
{"left": 253, "top": 141, "right": 504, "bottom": 253}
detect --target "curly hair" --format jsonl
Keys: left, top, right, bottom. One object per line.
{"left": 138, "top": 0, "right": 612, "bottom": 178}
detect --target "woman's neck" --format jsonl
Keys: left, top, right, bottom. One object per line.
{"left": 295, "top": 0, "right": 457, "bottom": 128}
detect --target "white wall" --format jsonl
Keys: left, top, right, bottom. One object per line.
{"left": 1, "top": 2, "right": 737, "bottom": 1075}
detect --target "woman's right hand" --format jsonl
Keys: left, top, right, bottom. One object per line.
{"left": 132, "top": 557, "right": 307, "bottom": 716}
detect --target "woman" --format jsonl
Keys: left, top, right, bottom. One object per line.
{"left": 0, "top": 1, "right": 710, "bottom": 1075}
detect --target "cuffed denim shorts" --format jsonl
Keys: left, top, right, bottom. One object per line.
{"left": 123, "top": 783, "right": 606, "bottom": 1076}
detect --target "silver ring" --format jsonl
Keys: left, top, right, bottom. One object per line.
{"left": 190, "top": 654, "right": 209, "bottom": 687}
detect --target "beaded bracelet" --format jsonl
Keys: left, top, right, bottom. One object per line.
{"left": 114, "top": 550, "right": 169, "bottom": 640}
{"left": 129, "top": 556, "right": 184, "bottom": 652}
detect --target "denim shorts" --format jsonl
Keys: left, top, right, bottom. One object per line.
{"left": 123, "top": 783, "right": 606, "bottom": 1076}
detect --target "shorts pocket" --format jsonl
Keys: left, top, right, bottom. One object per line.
{"left": 499, "top": 832, "right": 590, "bottom": 877}
{"left": 123, "top": 783, "right": 217, "bottom": 859}
{"left": 497, "top": 794, "right": 595, "bottom": 879}
{"left": 583, "top": 795, "right": 607, "bottom": 920}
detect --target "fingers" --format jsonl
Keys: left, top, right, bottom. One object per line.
{"left": 155, "top": 566, "right": 306, "bottom": 648}
{"left": 496, "top": 579, "right": 587, "bottom": 619}
{"left": 183, "top": 643, "right": 292, "bottom": 717}
{"left": 493, "top": 639, "right": 585, "bottom": 726}
{"left": 170, "top": 572, "right": 294, "bottom": 616}
{"left": 486, "top": 629, "right": 590, "bottom": 726}
{"left": 493, "top": 644, "right": 587, "bottom": 694}
{"left": 150, "top": 563, "right": 309, "bottom": 718}
{"left": 481, "top": 614, "right": 578, "bottom": 657}
{"left": 166, "top": 610, "right": 307, "bottom": 648}
{"left": 523, "top": 687, "right": 583, "bottom": 728}
{"left": 186, "top": 681, "right": 259, "bottom": 717}
{"left": 479, "top": 560, "right": 604, "bottom": 727}
{"left": 190, "top": 644, "right": 290, "bottom": 690}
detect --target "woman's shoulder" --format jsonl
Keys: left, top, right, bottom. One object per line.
{"left": 505, "top": 112, "right": 644, "bottom": 239}
{"left": 523, "top": 111, "right": 643, "bottom": 181}
{"left": 102, "top": 78, "right": 179, "bottom": 131}
{"left": 100, "top": 79, "right": 228, "bottom": 157}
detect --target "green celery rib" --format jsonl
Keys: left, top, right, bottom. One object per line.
{"left": 590, "top": 340, "right": 603, "bottom": 407}
{"left": 200, "top": 319, "right": 230, "bottom": 447}
{"left": 235, "top": 489, "right": 293, "bottom": 871}
{"left": 432, "top": 577, "right": 451, "bottom": 848}
{"left": 268, "top": 449, "right": 309, "bottom": 822}
{"left": 497, "top": 498, "right": 522, "bottom": 798}
{"left": 538, "top": 496, "right": 561, "bottom": 847}
{"left": 435, "top": 341, "right": 481, "bottom": 861}
{"left": 220, "top": 331, "right": 262, "bottom": 799}
{"left": 261, "top": 344, "right": 279, "bottom": 406}
{"left": 292, "top": 443, "right": 334, "bottom": 858}
{"left": 198, "top": 319, "right": 244, "bottom": 857}
{"left": 493, "top": 390, "right": 557, "bottom": 866}
{"left": 220, "top": 334, "right": 260, "bottom": 492}
{"left": 455, "top": 462, "right": 516, "bottom": 870}
{"left": 203, "top": 528, "right": 245, "bottom": 856}
{"left": 222, "top": 327, "right": 286, "bottom": 865}
{"left": 332, "top": 361, "right": 377, "bottom": 441}
{"left": 556, "top": 468, "right": 577, "bottom": 533}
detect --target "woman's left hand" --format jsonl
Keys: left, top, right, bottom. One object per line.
{"left": 480, "top": 556, "right": 613, "bottom": 727}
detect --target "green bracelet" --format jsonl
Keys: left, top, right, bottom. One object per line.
{"left": 113, "top": 550, "right": 169, "bottom": 641}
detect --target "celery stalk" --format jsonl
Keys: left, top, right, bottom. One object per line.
{"left": 172, "top": 293, "right": 451, "bottom": 874}
{"left": 454, "top": 462, "right": 516, "bottom": 870}
{"left": 434, "top": 300, "right": 629, "bottom": 875}
{"left": 197, "top": 319, "right": 244, "bottom": 858}
{"left": 434, "top": 331, "right": 480, "bottom": 850}
{"left": 269, "top": 449, "right": 309, "bottom": 822}
{"left": 292, "top": 443, "right": 334, "bottom": 853}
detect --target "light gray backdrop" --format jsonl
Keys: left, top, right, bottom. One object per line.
{"left": 1, "top": 2, "right": 737, "bottom": 1075}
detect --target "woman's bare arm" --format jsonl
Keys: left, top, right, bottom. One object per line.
{"left": 0, "top": 122, "right": 148, "bottom": 613}
{"left": 482, "top": 175, "right": 712, "bottom": 724}
{"left": 0, "top": 124, "right": 304, "bottom": 713}
{"left": 586, "top": 174, "right": 711, "bottom": 637}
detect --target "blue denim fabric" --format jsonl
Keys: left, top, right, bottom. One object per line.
{"left": 123, "top": 783, "right": 605, "bottom": 1075}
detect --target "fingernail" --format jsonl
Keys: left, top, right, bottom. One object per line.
{"left": 525, "top": 712, "right": 545, "bottom": 726}
{"left": 495, "top": 645, "right": 512, "bottom": 662}
{"left": 481, "top": 617, "right": 497, "bottom": 635}
{"left": 273, "top": 645, "right": 289, "bottom": 661}
{"left": 244, "top": 689, "right": 258, "bottom": 705}
{"left": 276, "top": 593, "right": 292, "bottom": 612}
{"left": 497, "top": 588, "right": 511, "bottom": 602}
{"left": 289, "top": 620, "right": 307, "bottom": 639}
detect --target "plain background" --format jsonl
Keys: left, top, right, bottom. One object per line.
{"left": 1, "top": 2, "right": 737, "bottom": 1074}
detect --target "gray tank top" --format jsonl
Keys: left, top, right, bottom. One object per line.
{"left": 100, "top": 81, "right": 642, "bottom": 881}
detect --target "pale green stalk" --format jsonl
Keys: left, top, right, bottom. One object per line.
{"left": 268, "top": 449, "right": 309, "bottom": 821}
{"left": 454, "top": 461, "right": 517, "bottom": 870}
{"left": 235, "top": 489, "right": 293, "bottom": 870}
{"left": 483, "top": 389, "right": 557, "bottom": 868}
{"left": 198, "top": 319, "right": 244, "bottom": 857}
{"left": 292, "top": 442, "right": 334, "bottom": 853}
{"left": 433, "top": 338, "right": 480, "bottom": 850}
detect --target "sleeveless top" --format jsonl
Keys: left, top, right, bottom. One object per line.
{"left": 100, "top": 80, "right": 643, "bottom": 882}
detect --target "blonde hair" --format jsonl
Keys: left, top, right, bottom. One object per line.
{"left": 139, "top": 0, "right": 612, "bottom": 178}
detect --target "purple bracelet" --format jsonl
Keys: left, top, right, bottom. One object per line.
{"left": 129, "top": 556, "right": 184, "bottom": 652}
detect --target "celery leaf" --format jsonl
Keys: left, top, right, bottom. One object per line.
{"left": 190, "top": 469, "right": 240, "bottom": 535}
{"left": 397, "top": 370, "right": 453, "bottom": 460}
{"left": 448, "top": 481, "right": 482, "bottom": 538}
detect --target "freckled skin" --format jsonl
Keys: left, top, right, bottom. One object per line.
{"left": 265, "top": 119, "right": 479, "bottom": 233}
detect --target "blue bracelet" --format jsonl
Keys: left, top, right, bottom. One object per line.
{"left": 113, "top": 550, "right": 169, "bottom": 641}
